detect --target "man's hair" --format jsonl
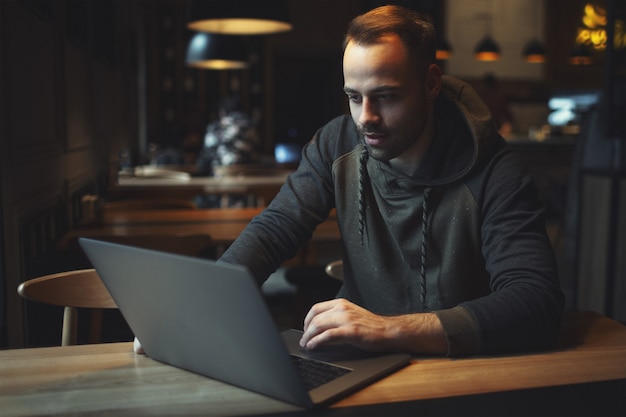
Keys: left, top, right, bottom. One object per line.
{"left": 343, "top": 5, "right": 436, "bottom": 77}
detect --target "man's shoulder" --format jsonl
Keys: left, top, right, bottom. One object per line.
{"left": 317, "top": 115, "right": 357, "bottom": 135}
{"left": 312, "top": 115, "right": 361, "bottom": 153}
{"left": 440, "top": 75, "right": 473, "bottom": 95}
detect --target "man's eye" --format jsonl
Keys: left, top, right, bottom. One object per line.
{"left": 347, "top": 94, "right": 362, "bottom": 103}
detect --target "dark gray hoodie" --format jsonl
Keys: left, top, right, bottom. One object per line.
{"left": 220, "top": 76, "right": 564, "bottom": 356}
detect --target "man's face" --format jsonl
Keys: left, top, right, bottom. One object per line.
{"left": 343, "top": 35, "right": 434, "bottom": 163}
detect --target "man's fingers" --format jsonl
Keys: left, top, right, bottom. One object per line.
{"left": 300, "top": 299, "right": 355, "bottom": 349}
{"left": 302, "top": 299, "right": 339, "bottom": 331}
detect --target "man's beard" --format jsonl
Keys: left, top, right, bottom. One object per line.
{"left": 358, "top": 125, "right": 393, "bottom": 161}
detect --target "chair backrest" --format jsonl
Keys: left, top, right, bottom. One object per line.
{"left": 17, "top": 269, "right": 116, "bottom": 346}
{"left": 104, "top": 198, "right": 197, "bottom": 211}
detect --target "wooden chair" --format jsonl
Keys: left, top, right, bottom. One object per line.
{"left": 325, "top": 260, "right": 344, "bottom": 281}
{"left": 20, "top": 235, "right": 214, "bottom": 346}
{"left": 17, "top": 269, "right": 116, "bottom": 346}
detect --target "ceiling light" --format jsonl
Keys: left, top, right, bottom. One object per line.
{"left": 436, "top": 38, "right": 453, "bottom": 60}
{"left": 187, "top": 0, "right": 292, "bottom": 35}
{"left": 474, "top": 0, "right": 500, "bottom": 61}
{"left": 523, "top": 39, "right": 546, "bottom": 63}
{"left": 185, "top": 32, "right": 249, "bottom": 70}
{"left": 474, "top": 35, "right": 501, "bottom": 61}
{"left": 569, "top": 43, "right": 593, "bottom": 65}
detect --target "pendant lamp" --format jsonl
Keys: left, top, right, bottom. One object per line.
{"left": 474, "top": 0, "right": 500, "bottom": 61}
{"left": 522, "top": 0, "right": 546, "bottom": 63}
{"left": 523, "top": 39, "right": 546, "bottom": 63}
{"left": 436, "top": 37, "right": 453, "bottom": 60}
{"left": 569, "top": 43, "right": 593, "bottom": 65}
{"left": 187, "top": 0, "right": 292, "bottom": 35}
{"left": 474, "top": 35, "right": 501, "bottom": 61}
{"left": 185, "top": 32, "right": 249, "bottom": 70}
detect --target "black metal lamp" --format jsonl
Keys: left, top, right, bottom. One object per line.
{"left": 436, "top": 37, "right": 453, "bottom": 60}
{"left": 569, "top": 43, "right": 593, "bottom": 65}
{"left": 187, "top": 0, "right": 292, "bottom": 35}
{"left": 185, "top": 32, "right": 249, "bottom": 70}
{"left": 474, "top": 35, "right": 501, "bottom": 61}
{"left": 473, "top": 0, "right": 500, "bottom": 61}
{"left": 523, "top": 39, "right": 547, "bottom": 63}
{"left": 522, "top": 0, "right": 546, "bottom": 64}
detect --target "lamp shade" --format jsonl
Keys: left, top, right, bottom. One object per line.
{"left": 185, "top": 32, "right": 249, "bottom": 70}
{"left": 569, "top": 44, "right": 593, "bottom": 65}
{"left": 474, "top": 35, "right": 500, "bottom": 61}
{"left": 436, "top": 38, "right": 452, "bottom": 60}
{"left": 187, "top": 0, "right": 292, "bottom": 35}
{"left": 522, "top": 39, "right": 546, "bottom": 63}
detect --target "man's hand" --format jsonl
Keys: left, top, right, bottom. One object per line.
{"left": 299, "top": 298, "right": 448, "bottom": 354}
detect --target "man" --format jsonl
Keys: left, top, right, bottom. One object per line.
{"left": 138, "top": 5, "right": 564, "bottom": 356}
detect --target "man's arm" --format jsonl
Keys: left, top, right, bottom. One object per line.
{"left": 220, "top": 116, "right": 356, "bottom": 284}
{"left": 457, "top": 147, "right": 565, "bottom": 354}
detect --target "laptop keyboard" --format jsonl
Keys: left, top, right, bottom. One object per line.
{"left": 290, "top": 355, "right": 352, "bottom": 390}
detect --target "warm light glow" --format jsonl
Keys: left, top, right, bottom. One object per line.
{"left": 474, "top": 35, "right": 500, "bottom": 61}
{"left": 188, "top": 18, "right": 292, "bottom": 35}
{"left": 187, "top": 60, "right": 249, "bottom": 70}
{"left": 522, "top": 39, "right": 546, "bottom": 64}
{"left": 525, "top": 54, "right": 546, "bottom": 63}
{"left": 475, "top": 51, "right": 500, "bottom": 61}
{"left": 436, "top": 50, "right": 452, "bottom": 60}
{"left": 569, "top": 55, "right": 593, "bottom": 65}
{"left": 577, "top": 27, "right": 607, "bottom": 50}
{"left": 575, "top": 3, "right": 626, "bottom": 51}
{"left": 616, "top": 19, "right": 626, "bottom": 49}
{"left": 583, "top": 3, "right": 606, "bottom": 27}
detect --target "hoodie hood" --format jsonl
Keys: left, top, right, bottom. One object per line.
{"left": 435, "top": 76, "right": 501, "bottom": 180}
{"left": 378, "top": 75, "right": 500, "bottom": 187}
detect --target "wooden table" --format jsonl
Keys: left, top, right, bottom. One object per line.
{"left": 63, "top": 208, "right": 339, "bottom": 245}
{"left": 1, "top": 312, "right": 624, "bottom": 416}
{"left": 59, "top": 207, "right": 340, "bottom": 262}
{"left": 110, "top": 172, "right": 291, "bottom": 204}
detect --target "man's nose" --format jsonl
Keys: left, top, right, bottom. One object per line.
{"left": 358, "top": 98, "right": 380, "bottom": 126}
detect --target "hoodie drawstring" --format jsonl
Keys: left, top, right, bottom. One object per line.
{"left": 420, "top": 187, "right": 431, "bottom": 311}
{"left": 358, "top": 146, "right": 369, "bottom": 246}
{"left": 357, "top": 145, "right": 432, "bottom": 312}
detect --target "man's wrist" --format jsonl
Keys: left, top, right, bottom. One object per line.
{"left": 434, "top": 306, "right": 480, "bottom": 356}
{"left": 386, "top": 312, "right": 447, "bottom": 354}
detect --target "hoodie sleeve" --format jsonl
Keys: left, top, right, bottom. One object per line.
{"left": 219, "top": 116, "right": 356, "bottom": 284}
{"left": 456, "top": 147, "right": 565, "bottom": 355}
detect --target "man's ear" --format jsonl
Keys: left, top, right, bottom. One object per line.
{"left": 425, "top": 64, "right": 442, "bottom": 98}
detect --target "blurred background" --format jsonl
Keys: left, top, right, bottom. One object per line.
{"left": 1, "top": 0, "right": 624, "bottom": 348}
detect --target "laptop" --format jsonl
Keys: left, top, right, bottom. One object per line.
{"left": 79, "top": 238, "right": 410, "bottom": 409}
